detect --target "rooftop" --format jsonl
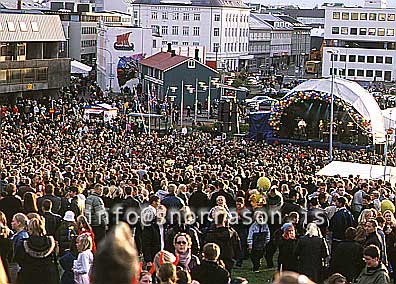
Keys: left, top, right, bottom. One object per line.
{"left": 131, "top": 0, "right": 249, "bottom": 8}
{"left": 140, "top": 51, "right": 190, "bottom": 71}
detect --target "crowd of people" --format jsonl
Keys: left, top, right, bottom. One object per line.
{"left": 1, "top": 81, "right": 396, "bottom": 284}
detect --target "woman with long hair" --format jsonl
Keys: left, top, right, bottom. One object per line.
{"left": 23, "top": 192, "right": 39, "bottom": 214}
{"left": 15, "top": 217, "right": 59, "bottom": 284}
{"left": 73, "top": 234, "right": 94, "bottom": 284}
{"left": 158, "top": 263, "right": 177, "bottom": 284}
{"left": 355, "top": 209, "right": 375, "bottom": 244}
{"left": 76, "top": 215, "right": 96, "bottom": 253}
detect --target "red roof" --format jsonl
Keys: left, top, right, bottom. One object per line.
{"left": 140, "top": 52, "right": 190, "bottom": 71}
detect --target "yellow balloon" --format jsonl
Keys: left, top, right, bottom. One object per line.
{"left": 257, "top": 177, "right": 271, "bottom": 191}
{"left": 381, "top": 200, "right": 395, "bottom": 214}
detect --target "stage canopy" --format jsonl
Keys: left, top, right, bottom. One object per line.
{"left": 290, "top": 78, "right": 386, "bottom": 144}
{"left": 317, "top": 161, "right": 396, "bottom": 184}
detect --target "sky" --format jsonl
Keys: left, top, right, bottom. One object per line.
{"left": 249, "top": 0, "right": 396, "bottom": 8}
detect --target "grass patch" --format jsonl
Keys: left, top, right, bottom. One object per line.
{"left": 233, "top": 259, "right": 276, "bottom": 284}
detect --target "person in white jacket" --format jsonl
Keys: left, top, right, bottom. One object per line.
{"left": 73, "top": 234, "right": 94, "bottom": 284}
{"left": 247, "top": 212, "right": 270, "bottom": 272}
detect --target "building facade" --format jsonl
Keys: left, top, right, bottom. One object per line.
{"left": 248, "top": 14, "right": 272, "bottom": 72}
{"left": 323, "top": 0, "right": 396, "bottom": 82}
{"left": 0, "top": 11, "right": 70, "bottom": 102}
{"left": 123, "top": 0, "right": 251, "bottom": 71}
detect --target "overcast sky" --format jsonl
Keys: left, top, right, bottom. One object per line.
{"left": 249, "top": 0, "right": 396, "bottom": 8}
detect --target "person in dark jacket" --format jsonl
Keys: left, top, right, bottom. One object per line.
{"left": 205, "top": 208, "right": 241, "bottom": 272}
{"left": 383, "top": 210, "right": 396, "bottom": 284}
{"left": 0, "top": 211, "right": 12, "bottom": 281}
{"left": 42, "top": 199, "right": 62, "bottom": 237}
{"left": 357, "top": 245, "right": 390, "bottom": 284}
{"left": 0, "top": 183, "right": 23, "bottom": 227}
{"left": 330, "top": 227, "right": 364, "bottom": 282}
{"left": 294, "top": 223, "right": 329, "bottom": 283}
{"left": 364, "top": 219, "right": 386, "bottom": 263}
{"left": 59, "top": 249, "right": 76, "bottom": 284}
{"left": 329, "top": 196, "right": 356, "bottom": 241}
{"left": 277, "top": 223, "right": 298, "bottom": 272}
{"left": 60, "top": 186, "right": 82, "bottom": 218}
{"left": 55, "top": 211, "right": 78, "bottom": 256}
{"left": 210, "top": 182, "right": 236, "bottom": 209}
{"left": 191, "top": 243, "right": 230, "bottom": 284}
{"left": 37, "top": 184, "right": 62, "bottom": 215}
{"left": 15, "top": 217, "right": 59, "bottom": 284}
{"left": 161, "top": 184, "right": 185, "bottom": 222}
{"left": 189, "top": 183, "right": 209, "bottom": 217}
{"left": 173, "top": 232, "right": 200, "bottom": 272}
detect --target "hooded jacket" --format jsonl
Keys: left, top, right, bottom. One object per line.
{"left": 357, "top": 263, "right": 390, "bottom": 284}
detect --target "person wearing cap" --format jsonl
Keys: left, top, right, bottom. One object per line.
{"left": 56, "top": 210, "right": 78, "bottom": 256}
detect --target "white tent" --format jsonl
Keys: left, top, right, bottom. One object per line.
{"left": 84, "top": 103, "right": 118, "bottom": 122}
{"left": 291, "top": 78, "right": 386, "bottom": 144}
{"left": 317, "top": 161, "right": 396, "bottom": 184}
{"left": 71, "top": 60, "right": 92, "bottom": 75}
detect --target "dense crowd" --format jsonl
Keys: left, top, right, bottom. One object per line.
{"left": 1, "top": 81, "right": 396, "bottom": 284}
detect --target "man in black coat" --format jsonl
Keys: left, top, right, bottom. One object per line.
{"left": 60, "top": 186, "right": 81, "bottom": 217}
{"left": 42, "top": 199, "right": 62, "bottom": 236}
{"left": 37, "top": 184, "right": 62, "bottom": 215}
{"left": 0, "top": 183, "right": 23, "bottom": 227}
{"left": 329, "top": 196, "right": 356, "bottom": 241}
{"left": 189, "top": 183, "right": 209, "bottom": 216}
{"left": 210, "top": 181, "right": 236, "bottom": 209}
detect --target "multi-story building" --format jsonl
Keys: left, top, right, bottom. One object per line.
{"left": 323, "top": 0, "right": 396, "bottom": 82}
{"left": 123, "top": 0, "right": 251, "bottom": 71}
{"left": 248, "top": 14, "right": 272, "bottom": 72}
{"left": 252, "top": 13, "right": 293, "bottom": 69}
{"left": 0, "top": 10, "right": 70, "bottom": 102}
{"left": 46, "top": 0, "right": 104, "bottom": 12}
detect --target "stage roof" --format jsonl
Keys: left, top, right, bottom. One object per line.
{"left": 317, "top": 161, "right": 396, "bottom": 184}
{"left": 291, "top": 78, "right": 386, "bottom": 144}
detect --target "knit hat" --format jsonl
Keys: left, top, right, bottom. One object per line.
{"left": 281, "top": 223, "right": 294, "bottom": 232}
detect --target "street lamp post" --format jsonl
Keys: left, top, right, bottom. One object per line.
{"left": 344, "top": 44, "right": 349, "bottom": 79}
{"left": 327, "top": 49, "right": 338, "bottom": 162}
{"left": 300, "top": 52, "right": 306, "bottom": 78}
{"left": 97, "top": 47, "right": 114, "bottom": 93}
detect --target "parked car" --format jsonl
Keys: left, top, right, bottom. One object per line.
{"left": 245, "top": 95, "right": 272, "bottom": 105}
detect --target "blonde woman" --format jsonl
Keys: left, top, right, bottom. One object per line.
{"left": 355, "top": 209, "right": 375, "bottom": 244}
{"left": 73, "top": 234, "right": 94, "bottom": 284}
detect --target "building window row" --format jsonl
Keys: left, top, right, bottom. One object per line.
{"left": 332, "top": 26, "right": 395, "bottom": 36}
{"left": 0, "top": 21, "right": 39, "bottom": 32}
{"left": 225, "top": 14, "right": 248, "bottom": 23}
{"left": 152, "top": 11, "right": 201, "bottom": 21}
{"left": 333, "top": 11, "right": 395, "bottom": 21}
{"left": 82, "top": 27, "right": 97, "bottom": 34}
{"left": 223, "top": 42, "right": 248, "bottom": 52}
{"left": 0, "top": 67, "right": 48, "bottom": 85}
{"left": 332, "top": 54, "right": 393, "bottom": 64}
{"left": 225, "top": 27, "right": 248, "bottom": 37}
{"left": 330, "top": 67, "right": 391, "bottom": 79}
{"left": 81, "top": 40, "right": 96, "bottom": 48}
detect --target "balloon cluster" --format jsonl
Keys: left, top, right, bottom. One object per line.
{"left": 269, "top": 91, "right": 372, "bottom": 133}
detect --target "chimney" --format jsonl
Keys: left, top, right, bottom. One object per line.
{"left": 17, "top": 0, "right": 22, "bottom": 9}
{"left": 171, "top": 50, "right": 176, "bottom": 57}
{"left": 194, "top": 48, "right": 199, "bottom": 61}
{"left": 167, "top": 43, "right": 172, "bottom": 52}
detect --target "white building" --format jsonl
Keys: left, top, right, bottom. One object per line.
{"left": 120, "top": 0, "right": 251, "bottom": 71}
{"left": 323, "top": 0, "right": 396, "bottom": 82}
{"left": 97, "top": 23, "right": 153, "bottom": 93}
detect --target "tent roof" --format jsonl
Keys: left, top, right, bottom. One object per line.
{"left": 291, "top": 77, "right": 386, "bottom": 143}
{"left": 71, "top": 60, "right": 92, "bottom": 75}
{"left": 317, "top": 161, "right": 396, "bottom": 184}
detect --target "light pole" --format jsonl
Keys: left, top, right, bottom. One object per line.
{"left": 344, "top": 44, "right": 349, "bottom": 79}
{"left": 327, "top": 49, "right": 338, "bottom": 162}
{"left": 300, "top": 52, "right": 306, "bottom": 78}
{"left": 97, "top": 47, "right": 114, "bottom": 93}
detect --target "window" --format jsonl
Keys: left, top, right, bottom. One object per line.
{"left": 182, "top": 42, "right": 189, "bottom": 46}
{"left": 350, "top": 28, "right": 357, "bottom": 35}
{"left": 151, "top": 12, "right": 158, "bottom": 19}
{"left": 188, "top": 59, "right": 195, "bottom": 68}
{"left": 341, "top": 27, "right": 348, "bottom": 35}
{"left": 214, "top": 14, "right": 220, "bottom": 21}
{"left": 194, "top": 14, "right": 200, "bottom": 21}
{"left": 152, "top": 25, "right": 159, "bottom": 34}
{"left": 351, "top": 13, "right": 358, "bottom": 20}
{"left": 213, "top": 42, "right": 219, "bottom": 52}
{"left": 375, "top": 70, "right": 383, "bottom": 78}
{"left": 387, "top": 29, "right": 394, "bottom": 36}
{"left": 388, "top": 14, "right": 395, "bottom": 21}
{"left": 183, "top": 26, "right": 189, "bottom": 36}
{"left": 36, "top": 68, "right": 47, "bottom": 81}
{"left": 369, "top": 13, "right": 377, "bottom": 20}
{"left": 171, "top": 41, "right": 178, "bottom": 46}
{"left": 359, "top": 28, "right": 367, "bottom": 35}
{"left": 333, "top": 12, "right": 340, "bottom": 19}
{"left": 133, "top": 11, "right": 138, "bottom": 18}
{"left": 162, "top": 40, "right": 168, "bottom": 46}
{"left": 357, "top": 70, "right": 364, "bottom": 76}
{"left": 22, "top": 68, "right": 34, "bottom": 82}
{"left": 10, "top": 69, "right": 21, "bottom": 83}
{"left": 376, "top": 56, "right": 383, "bottom": 63}
{"left": 379, "top": 13, "right": 386, "bottom": 21}
{"left": 162, "top": 12, "right": 168, "bottom": 20}
{"left": 193, "top": 27, "right": 200, "bottom": 36}
{"left": 349, "top": 55, "right": 356, "bottom": 62}
{"left": 332, "top": 27, "right": 340, "bottom": 34}
{"left": 360, "top": 13, "right": 367, "bottom": 20}
{"left": 214, "top": 28, "right": 219, "bottom": 36}
{"left": 161, "top": 26, "right": 168, "bottom": 35}
{"left": 172, "top": 26, "right": 178, "bottom": 35}
{"left": 368, "top": 28, "right": 376, "bottom": 35}
{"left": 367, "top": 56, "right": 374, "bottom": 63}
{"left": 183, "top": 13, "right": 189, "bottom": 21}
{"left": 385, "top": 57, "right": 393, "bottom": 64}
{"left": 385, "top": 71, "right": 392, "bottom": 81}
{"left": 342, "top": 12, "right": 349, "bottom": 20}
{"left": 0, "top": 70, "right": 6, "bottom": 84}
{"left": 18, "top": 45, "right": 25, "bottom": 56}
{"left": 348, "top": 69, "right": 355, "bottom": 76}
{"left": 193, "top": 42, "right": 199, "bottom": 46}
{"left": 7, "top": 22, "right": 16, "bottom": 32}
{"left": 152, "top": 40, "right": 157, "bottom": 48}
{"left": 19, "top": 22, "right": 28, "bottom": 32}
{"left": 378, "top": 28, "right": 385, "bottom": 36}
{"left": 358, "top": 55, "right": 365, "bottom": 62}
{"left": 340, "top": 55, "right": 346, "bottom": 61}
{"left": 173, "top": 12, "right": 179, "bottom": 20}
{"left": 366, "top": 70, "right": 374, "bottom": 77}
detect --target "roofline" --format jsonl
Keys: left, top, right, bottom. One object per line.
{"left": 163, "top": 58, "right": 219, "bottom": 73}
{"left": 130, "top": 2, "right": 250, "bottom": 9}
